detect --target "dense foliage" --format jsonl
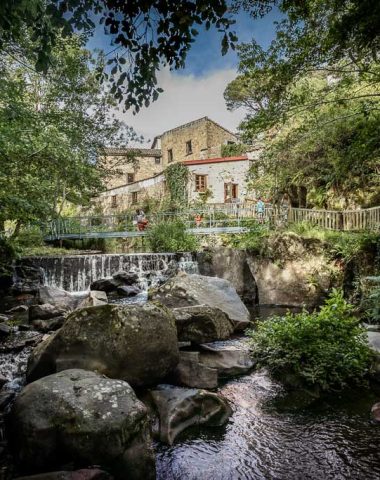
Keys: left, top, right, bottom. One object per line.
{"left": 0, "top": 0, "right": 237, "bottom": 110}
{"left": 147, "top": 219, "right": 198, "bottom": 253}
{"left": 0, "top": 34, "right": 133, "bottom": 233}
{"left": 249, "top": 290, "right": 373, "bottom": 391}
{"left": 225, "top": 1, "right": 380, "bottom": 208}
{"left": 221, "top": 143, "right": 249, "bottom": 157}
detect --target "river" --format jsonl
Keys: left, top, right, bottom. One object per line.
{"left": 157, "top": 369, "right": 380, "bottom": 480}
{"left": 3, "top": 254, "right": 380, "bottom": 479}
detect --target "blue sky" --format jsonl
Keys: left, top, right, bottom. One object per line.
{"left": 87, "top": 7, "right": 281, "bottom": 144}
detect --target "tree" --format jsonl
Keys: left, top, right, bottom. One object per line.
{"left": 225, "top": 0, "right": 380, "bottom": 207}
{"left": 0, "top": 0, "right": 239, "bottom": 110}
{"left": 245, "top": 73, "right": 380, "bottom": 208}
{"left": 0, "top": 33, "right": 135, "bottom": 232}
{"left": 226, "top": 0, "right": 380, "bottom": 131}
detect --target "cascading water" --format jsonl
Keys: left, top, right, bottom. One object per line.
{"left": 16, "top": 252, "right": 199, "bottom": 293}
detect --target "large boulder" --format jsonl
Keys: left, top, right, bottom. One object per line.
{"left": 197, "top": 248, "right": 257, "bottom": 304}
{"left": 29, "top": 303, "right": 68, "bottom": 321}
{"left": 37, "top": 286, "right": 80, "bottom": 311}
{"left": 10, "top": 369, "right": 155, "bottom": 479}
{"left": 172, "top": 305, "right": 234, "bottom": 344}
{"left": 90, "top": 271, "right": 140, "bottom": 293}
{"left": 149, "top": 272, "right": 250, "bottom": 331}
{"left": 27, "top": 303, "right": 179, "bottom": 387}
{"left": 144, "top": 385, "right": 232, "bottom": 444}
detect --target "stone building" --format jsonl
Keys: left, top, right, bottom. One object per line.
{"left": 103, "top": 147, "right": 162, "bottom": 190}
{"left": 151, "top": 116, "right": 238, "bottom": 166}
{"left": 184, "top": 156, "right": 251, "bottom": 204}
{"left": 94, "top": 116, "right": 257, "bottom": 214}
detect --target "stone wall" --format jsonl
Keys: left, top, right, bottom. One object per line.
{"left": 103, "top": 150, "right": 162, "bottom": 190}
{"left": 94, "top": 173, "right": 166, "bottom": 214}
{"left": 197, "top": 240, "right": 342, "bottom": 307}
{"left": 207, "top": 120, "right": 237, "bottom": 158}
{"left": 161, "top": 118, "right": 209, "bottom": 166}
{"left": 161, "top": 118, "right": 238, "bottom": 167}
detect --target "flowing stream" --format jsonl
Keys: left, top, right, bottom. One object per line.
{"left": 156, "top": 369, "right": 380, "bottom": 480}
{"left": 3, "top": 254, "right": 380, "bottom": 479}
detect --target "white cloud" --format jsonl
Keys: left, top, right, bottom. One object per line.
{"left": 115, "top": 68, "right": 246, "bottom": 147}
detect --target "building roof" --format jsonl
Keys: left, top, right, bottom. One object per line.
{"left": 104, "top": 147, "right": 161, "bottom": 157}
{"left": 183, "top": 155, "right": 248, "bottom": 166}
{"left": 150, "top": 116, "right": 237, "bottom": 147}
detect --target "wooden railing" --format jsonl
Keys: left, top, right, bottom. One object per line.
{"left": 43, "top": 204, "right": 380, "bottom": 240}
{"left": 288, "top": 206, "right": 380, "bottom": 231}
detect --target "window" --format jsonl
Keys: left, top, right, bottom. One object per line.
{"left": 167, "top": 149, "right": 173, "bottom": 163}
{"left": 155, "top": 156, "right": 161, "bottom": 165}
{"left": 195, "top": 174, "right": 207, "bottom": 192}
{"left": 127, "top": 173, "right": 135, "bottom": 184}
{"left": 186, "top": 140, "right": 192, "bottom": 155}
{"left": 131, "top": 191, "right": 138, "bottom": 205}
{"left": 227, "top": 140, "right": 236, "bottom": 145}
{"left": 111, "top": 195, "right": 117, "bottom": 207}
{"left": 224, "top": 183, "right": 239, "bottom": 202}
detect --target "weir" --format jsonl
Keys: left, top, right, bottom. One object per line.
{"left": 16, "top": 253, "right": 199, "bottom": 292}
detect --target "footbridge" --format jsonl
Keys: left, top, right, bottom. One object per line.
{"left": 44, "top": 206, "right": 263, "bottom": 241}
{"left": 44, "top": 204, "right": 380, "bottom": 241}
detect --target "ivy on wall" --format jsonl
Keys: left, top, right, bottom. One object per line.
{"left": 165, "top": 163, "right": 190, "bottom": 208}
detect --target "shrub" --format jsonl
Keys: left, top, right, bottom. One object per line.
{"left": 248, "top": 289, "right": 373, "bottom": 391}
{"left": 147, "top": 219, "right": 198, "bottom": 253}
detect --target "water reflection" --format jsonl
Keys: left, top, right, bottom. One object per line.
{"left": 156, "top": 370, "right": 380, "bottom": 480}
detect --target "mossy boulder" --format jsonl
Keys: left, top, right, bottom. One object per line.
{"left": 10, "top": 369, "right": 155, "bottom": 479}
{"left": 27, "top": 303, "right": 179, "bottom": 387}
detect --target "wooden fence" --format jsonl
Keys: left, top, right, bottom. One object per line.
{"left": 287, "top": 205, "right": 380, "bottom": 231}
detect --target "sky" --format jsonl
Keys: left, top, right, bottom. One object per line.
{"left": 87, "top": 7, "right": 281, "bottom": 146}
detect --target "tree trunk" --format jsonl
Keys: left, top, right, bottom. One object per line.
{"left": 298, "top": 186, "right": 307, "bottom": 208}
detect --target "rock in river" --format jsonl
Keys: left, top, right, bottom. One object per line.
{"left": 26, "top": 303, "right": 179, "bottom": 387}
{"left": 145, "top": 385, "right": 232, "bottom": 444}
{"left": 172, "top": 305, "right": 234, "bottom": 344}
{"left": 149, "top": 272, "right": 251, "bottom": 331}
{"left": 10, "top": 369, "right": 155, "bottom": 479}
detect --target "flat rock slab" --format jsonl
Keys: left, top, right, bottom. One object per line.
{"left": 149, "top": 272, "right": 251, "bottom": 331}
{"left": 199, "top": 338, "right": 254, "bottom": 377}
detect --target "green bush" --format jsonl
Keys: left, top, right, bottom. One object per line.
{"left": 15, "top": 225, "right": 44, "bottom": 248}
{"left": 361, "top": 279, "right": 380, "bottom": 324}
{"left": 249, "top": 289, "right": 373, "bottom": 391}
{"left": 147, "top": 219, "right": 198, "bottom": 253}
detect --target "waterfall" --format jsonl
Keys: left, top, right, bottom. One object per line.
{"left": 16, "top": 253, "right": 199, "bottom": 293}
